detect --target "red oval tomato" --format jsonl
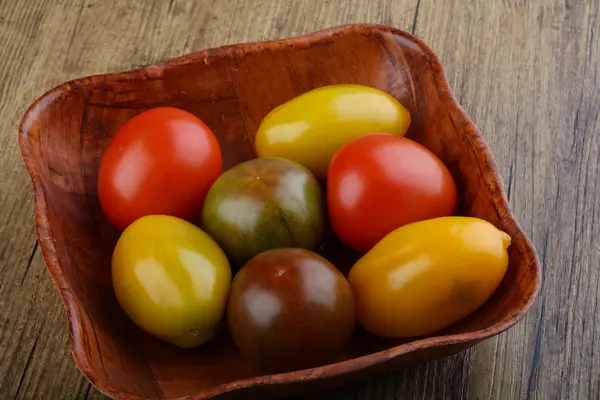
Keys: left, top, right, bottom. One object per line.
{"left": 327, "top": 134, "right": 458, "bottom": 253}
{"left": 98, "top": 107, "right": 222, "bottom": 230}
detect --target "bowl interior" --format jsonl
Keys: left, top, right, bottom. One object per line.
{"left": 20, "top": 25, "right": 538, "bottom": 399}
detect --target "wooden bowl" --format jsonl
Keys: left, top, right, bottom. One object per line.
{"left": 18, "top": 24, "right": 541, "bottom": 400}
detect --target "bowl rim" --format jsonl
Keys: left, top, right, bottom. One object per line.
{"left": 18, "top": 23, "right": 542, "bottom": 400}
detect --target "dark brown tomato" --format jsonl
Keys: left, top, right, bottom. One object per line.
{"left": 227, "top": 248, "right": 355, "bottom": 373}
{"left": 201, "top": 157, "right": 325, "bottom": 269}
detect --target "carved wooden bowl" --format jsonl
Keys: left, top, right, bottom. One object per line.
{"left": 19, "top": 24, "right": 541, "bottom": 400}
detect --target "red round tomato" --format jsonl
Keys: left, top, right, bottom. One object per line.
{"left": 327, "top": 134, "right": 457, "bottom": 253}
{"left": 98, "top": 107, "right": 222, "bottom": 230}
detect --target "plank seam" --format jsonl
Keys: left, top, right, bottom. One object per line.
{"left": 62, "top": 0, "right": 87, "bottom": 67}
{"left": 12, "top": 336, "right": 38, "bottom": 400}
{"left": 20, "top": 241, "right": 38, "bottom": 286}
{"left": 411, "top": 0, "right": 421, "bottom": 35}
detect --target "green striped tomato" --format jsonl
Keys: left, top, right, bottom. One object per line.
{"left": 201, "top": 157, "right": 325, "bottom": 268}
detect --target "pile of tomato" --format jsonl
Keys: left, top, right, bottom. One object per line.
{"left": 98, "top": 84, "right": 511, "bottom": 373}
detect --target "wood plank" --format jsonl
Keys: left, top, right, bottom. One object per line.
{"left": 345, "top": 0, "right": 600, "bottom": 399}
{"left": 0, "top": 1, "right": 95, "bottom": 398}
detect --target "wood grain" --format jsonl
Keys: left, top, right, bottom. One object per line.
{"left": 0, "top": 0, "right": 598, "bottom": 400}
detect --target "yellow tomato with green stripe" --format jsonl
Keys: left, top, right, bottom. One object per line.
{"left": 255, "top": 84, "right": 411, "bottom": 179}
{"left": 111, "top": 215, "right": 231, "bottom": 348}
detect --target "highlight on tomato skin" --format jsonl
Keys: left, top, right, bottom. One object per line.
{"left": 98, "top": 107, "right": 222, "bottom": 231}
{"left": 327, "top": 133, "right": 458, "bottom": 253}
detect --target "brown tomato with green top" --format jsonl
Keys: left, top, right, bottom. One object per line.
{"left": 227, "top": 248, "right": 355, "bottom": 373}
{"left": 201, "top": 157, "right": 325, "bottom": 268}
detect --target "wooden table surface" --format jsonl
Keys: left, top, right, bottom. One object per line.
{"left": 1, "top": 0, "right": 599, "bottom": 399}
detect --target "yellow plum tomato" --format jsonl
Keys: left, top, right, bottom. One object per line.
{"left": 111, "top": 215, "right": 231, "bottom": 348}
{"left": 348, "top": 217, "right": 511, "bottom": 338}
{"left": 255, "top": 84, "right": 411, "bottom": 179}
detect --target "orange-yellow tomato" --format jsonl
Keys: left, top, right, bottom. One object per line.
{"left": 348, "top": 216, "right": 511, "bottom": 338}
{"left": 112, "top": 215, "right": 231, "bottom": 348}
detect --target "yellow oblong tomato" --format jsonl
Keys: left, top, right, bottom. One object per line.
{"left": 112, "top": 215, "right": 231, "bottom": 348}
{"left": 348, "top": 216, "right": 511, "bottom": 338}
{"left": 255, "top": 84, "right": 411, "bottom": 179}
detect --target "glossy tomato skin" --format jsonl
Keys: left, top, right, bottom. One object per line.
{"left": 348, "top": 217, "right": 511, "bottom": 338}
{"left": 201, "top": 157, "right": 324, "bottom": 268}
{"left": 98, "top": 107, "right": 222, "bottom": 230}
{"left": 255, "top": 84, "right": 411, "bottom": 179}
{"left": 327, "top": 134, "right": 458, "bottom": 253}
{"left": 112, "top": 215, "right": 231, "bottom": 348}
{"left": 227, "top": 248, "right": 355, "bottom": 372}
